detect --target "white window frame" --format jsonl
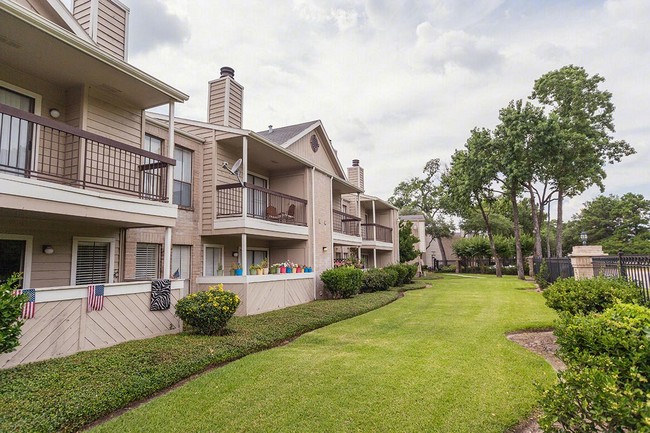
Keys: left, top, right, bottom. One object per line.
{"left": 203, "top": 244, "right": 224, "bottom": 276}
{"left": 246, "top": 247, "right": 269, "bottom": 267}
{"left": 0, "top": 234, "right": 33, "bottom": 289}
{"left": 0, "top": 81, "right": 42, "bottom": 172}
{"left": 173, "top": 146, "right": 193, "bottom": 208}
{"left": 135, "top": 242, "right": 160, "bottom": 280}
{"left": 171, "top": 244, "right": 191, "bottom": 279}
{"left": 71, "top": 237, "right": 115, "bottom": 286}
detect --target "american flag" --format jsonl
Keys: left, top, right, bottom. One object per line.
{"left": 87, "top": 284, "right": 105, "bottom": 312}
{"left": 13, "top": 288, "right": 36, "bottom": 319}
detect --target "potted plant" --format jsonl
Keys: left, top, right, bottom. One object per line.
{"left": 280, "top": 263, "right": 286, "bottom": 273}
{"left": 261, "top": 258, "right": 269, "bottom": 275}
{"left": 234, "top": 263, "right": 243, "bottom": 276}
{"left": 217, "top": 264, "right": 224, "bottom": 276}
{"left": 230, "top": 262, "right": 237, "bottom": 276}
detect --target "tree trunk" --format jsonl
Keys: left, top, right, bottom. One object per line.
{"left": 528, "top": 185, "right": 542, "bottom": 259}
{"left": 546, "top": 201, "right": 552, "bottom": 258}
{"left": 436, "top": 237, "right": 448, "bottom": 266}
{"left": 477, "top": 200, "right": 502, "bottom": 277}
{"left": 555, "top": 187, "right": 564, "bottom": 258}
{"left": 511, "top": 189, "right": 525, "bottom": 280}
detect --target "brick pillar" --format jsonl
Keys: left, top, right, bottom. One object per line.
{"left": 570, "top": 245, "right": 606, "bottom": 280}
{"left": 527, "top": 256, "right": 535, "bottom": 277}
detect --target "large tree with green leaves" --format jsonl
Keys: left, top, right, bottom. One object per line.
{"left": 390, "top": 158, "right": 454, "bottom": 264}
{"left": 398, "top": 220, "right": 420, "bottom": 263}
{"left": 531, "top": 65, "right": 635, "bottom": 256}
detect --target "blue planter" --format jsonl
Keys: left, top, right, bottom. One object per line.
{"left": 235, "top": 269, "right": 243, "bottom": 276}
{"left": 286, "top": 268, "right": 292, "bottom": 273}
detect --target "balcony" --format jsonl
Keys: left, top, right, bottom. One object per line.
{"left": 361, "top": 223, "right": 393, "bottom": 247}
{"left": 333, "top": 209, "right": 362, "bottom": 245}
{"left": 215, "top": 183, "right": 309, "bottom": 236}
{"left": 0, "top": 103, "right": 177, "bottom": 227}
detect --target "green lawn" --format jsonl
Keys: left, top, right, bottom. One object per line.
{"left": 91, "top": 275, "right": 557, "bottom": 433}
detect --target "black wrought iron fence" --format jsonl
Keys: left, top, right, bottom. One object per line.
{"left": 593, "top": 253, "right": 650, "bottom": 304}
{"left": 533, "top": 257, "right": 574, "bottom": 284}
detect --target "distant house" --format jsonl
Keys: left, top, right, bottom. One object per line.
{"left": 399, "top": 215, "right": 461, "bottom": 268}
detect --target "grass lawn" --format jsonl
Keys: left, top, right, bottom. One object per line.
{"left": 91, "top": 275, "right": 557, "bottom": 433}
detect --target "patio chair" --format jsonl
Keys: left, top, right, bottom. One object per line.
{"left": 266, "top": 205, "right": 281, "bottom": 221}
{"left": 285, "top": 204, "right": 296, "bottom": 223}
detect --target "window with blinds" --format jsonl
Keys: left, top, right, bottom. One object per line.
{"left": 171, "top": 245, "right": 191, "bottom": 279}
{"left": 75, "top": 241, "right": 110, "bottom": 285}
{"left": 136, "top": 243, "right": 160, "bottom": 280}
{"left": 204, "top": 246, "right": 223, "bottom": 276}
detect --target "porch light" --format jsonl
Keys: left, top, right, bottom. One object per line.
{"left": 322, "top": 247, "right": 328, "bottom": 252}
{"left": 580, "top": 231, "right": 588, "bottom": 246}
{"left": 42, "top": 245, "right": 54, "bottom": 255}
{"left": 48, "top": 108, "right": 60, "bottom": 119}
{"left": 232, "top": 251, "right": 239, "bottom": 257}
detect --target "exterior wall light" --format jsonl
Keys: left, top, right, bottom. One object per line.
{"left": 580, "top": 231, "right": 588, "bottom": 246}
{"left": 322, "top": 247, "right": 328, "bottom": 252}
{"left": 232, "top": 251, "right": 239, "bottom": 257}
{"left": 42, "top": 245, "right": 54, "bottom": 255}
{"left": 49, "top": 108, "right": 61, "bottom": 119}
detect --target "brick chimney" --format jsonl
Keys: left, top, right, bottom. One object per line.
{"left": 73, "top": 0, "right": 129, "bottom": 61}
{"left": 207, "top": 67, "right": 244, "bottom": 128}
{"left": 347, "top": 159, "right": 364, "bottom": 191}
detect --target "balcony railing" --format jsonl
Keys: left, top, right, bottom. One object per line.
{"left": 361, "top": 223, "right": 393, "bottom": 243}
{"left": 0, "top": 103, "right": 174, "bottom": 201}
{"left": 215, "top": 182, "right": 307, "bottom": 226}
{"left": 333, "top": 209, "right": 360, "bottom": 236}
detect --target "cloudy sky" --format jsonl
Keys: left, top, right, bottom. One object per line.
{"left": 68, "top": 0, "right": 649, "bottom": 218}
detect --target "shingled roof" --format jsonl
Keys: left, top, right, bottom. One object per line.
{"left": 256, "top": 120, "right": 319, "bottom": 146}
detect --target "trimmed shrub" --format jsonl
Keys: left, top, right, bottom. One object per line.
{"left": 539, "top": 303, "right": 650, "bottom": 432}
{"left": 362, "top": 269, "right": 392, "bottom": 292}
{"left": 385, "top": 264, "right": 409, "bottom": 286}
{"left": 403, "top": 264, "right": 417, "bottom": 283}
{"left": 321, "top": 267, "right": 364, "bottom": 298}
{"left": 437, "top": 265, "right": 456, "bottom": 273}
{"left": 175, "top": 284, "right": 240, "bottom": 335}
{"left": 535, "top": 259, "right": 550, "bottom": 289}
{"left": 543, "top": 276, "right": 642, "bottom": 315}
{"left": 0, "top": 273, "right": 26, "bottom": 354}
{"left": 383, "top": 268, "right": 399, "bottom": 287}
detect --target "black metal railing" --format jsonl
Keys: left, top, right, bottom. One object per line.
{"left": 593, "top": 253, "right": 650, "bottom": 304}
{"left": 0, "top": 103, "right": 173, "bottom": 201}
{"left": 533, "top": 257, "right": 574, "bottom": 284}
{"left": 333, "top": 209, "right": 360, "bottom": 236}
{"left": 215, "top": 182, "right": 307, "bottom": 226}
{"left": 361, "top": 223, "right": 393, "bottom": 243}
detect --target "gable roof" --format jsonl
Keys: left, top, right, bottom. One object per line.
{"left": 256, "top": 120, "right": 319, "bottom": 146}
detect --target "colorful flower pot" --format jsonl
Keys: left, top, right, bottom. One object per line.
{"left": 235, "top": 269, "right": 243, "bottom": 276}
{"left": 280, "top": 266, "right": 286, "bottom": 273}
{"left": 286, "top": 268, "right": 292, "bottom": 273}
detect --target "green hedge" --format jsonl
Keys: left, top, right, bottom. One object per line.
{"left": 320, "top": 266, "right": 364, "bottom": 298}
{"left": 0, "top": 291, "right": 399, "bottom": 433}
{"left": 0, "top": 273, "right": 26, "bottom": 354}
{"left": 175, "top": 284, "right": 240, "bottom": 335}
{"left": 361, "top": 268, "right": 392, "bottom": 292}
{"left": 539, "top": 303, "right": 650, "bottom": 432}
{"left": 542, "top": 277, "right": 642, "bottom": 315}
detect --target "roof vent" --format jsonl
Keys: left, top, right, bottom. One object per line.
{"left": 268, "top": 125, "right": 273, "bottom": 133}
{"left": 220, "top": 66, "right": 235, "bottom": 78}
{"left": 352, "top": 159, "right": 360, "bottom": 167}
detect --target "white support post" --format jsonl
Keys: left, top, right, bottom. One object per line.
{"left": 373, "top": 249, "right": 377, "bottom": 268}
{"left": 242, "top": 136, "right": 248, "bottom": 218}
{"left": 164, "top": 227, "right": 172, "bottom": 279}
{"left": 167, "top": 101, "right": 175, "bottom": 204}
{"left": 330, "top": 176, "right": 334, "bottom": 268}
{"left": 372, "top": 200, "right": 377, "bottom": 241}
{"left": 241, "top": 233, "right": 247, "bottom": 275}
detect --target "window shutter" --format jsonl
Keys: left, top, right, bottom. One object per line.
{"left": 76, "top": 242, "right": 109, "bottom": 285}
{"left": 136, "top": 243, "right": 159, "bottom": 280}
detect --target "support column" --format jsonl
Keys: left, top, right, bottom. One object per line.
{"left": 373, "top": 249, "right": 377, "bottom": 268}
{"left": 372, "top": 200, "right": 377, "bottom": 241}
{"left": 242, "top": 137, "right": 248, "bottom": 217}
{"left": 164, "top": 227, "right": 172, "bottom": 279}
{"left": 570, "top": 245, "right": 605, "bottom": 280}
{"left": 164, "top": 101, "right": 175, "bottom": 279}
{"left": 241, "top": 233, "right": 248, "bottom": 275}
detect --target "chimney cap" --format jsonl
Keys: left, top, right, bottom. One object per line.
{"left": 220, "top": 66, "right": 235, "bottom": 78}
{"left": 268, "top": 125, "right": 273, "bottom": 133}
{"left": 352, "top": 159, "right": 360, "bottom": 167}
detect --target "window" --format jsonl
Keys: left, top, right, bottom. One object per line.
{"left": 141, "top": 134, "right": 163, "bottom": 200}
{"left": 0, "top": 87, "right": 35, "bottom": 175}
{"left": 246, "top": 249, "right": 268, "bottom": 267}
{"left": 72, "top": 238, "right": 114, "bottom": 285}
{"left": 204, "top": 245, "right": 223, "bottom": 276}
{"left": 247, "top": 173, "right": 268, "bottom": 218}
{"left": 172, "top": 245, "right": 191, "bottom": 279}
{"left": 173, "top": 147, "right": 192, "bottom": 208}
{"left": 144, "top": 134, "right": 162, "bottom": 154}
{"left": 0, "top": 235, "right": 32, "bottom": 288}
{"left": 136, "top": 243, "right": 160, "bottom": 280}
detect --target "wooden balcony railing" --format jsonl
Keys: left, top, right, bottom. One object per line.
{"left": 361, "top": 223, "right": 393, "bottom": 243}
{"left": 215, "top": 182, "right": 307, "bottom": 226}
{"left": 0, "top": 103, "right": 173, "bottom": 201}
{"left": 333, "top": 209, "right": 360, "bottom": 236}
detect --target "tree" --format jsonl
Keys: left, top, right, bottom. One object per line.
{"left": 390, "top": 159, "right": 454, "bottom": 264}
{"left": 563, "top": 193, "right": 650, "bottom": 254}
{"left": 398, "top": 220, "right": 419, "bottom": 263}
{"left": 441, "top": 128, "right": 503, "bottom": 277}
{"left": 0, "top": 273, "right": 26, "bottom": 354}
{"left": 531, "top": 65, "right": 635, "bottom": 256}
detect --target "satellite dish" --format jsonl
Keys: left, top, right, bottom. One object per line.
{"left": 231, "top": 159, "right": 242, "bottom": 173}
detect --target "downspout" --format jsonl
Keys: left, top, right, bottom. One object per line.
{"left": 372, "top": 200, "right": 377, "bottom": 267}
{"left": 242, "top": 137, "right": 248, "bottom": 276}
{"left": 163, "top": 100, "right": 175, "bottom": 279}
{"left": 312, "top": 167, "right": 316, "bottom": 300}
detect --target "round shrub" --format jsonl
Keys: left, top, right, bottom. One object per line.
{"left": 175, "top": 284, "right": 240, "bottom": 335}
{"left": 543, "top": 276, "right": 642, "bottom": 315}
{"left": 362, "top": 269, "right": 392, "bottom": 292}
{"left": 320, "top": 267, "right": 363, "bottom": 298}
{"left": 383, "top": 268, "right": 399, "bottom": 287}
{"left": 539, "top": 303, "right": 650, "bottom": 432}
{"left": 385, "top": 264, "right": 408, "bottom": 286}
{"left": 404, "top": 264, "right": 417, "bottom": 283}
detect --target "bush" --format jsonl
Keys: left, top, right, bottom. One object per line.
{"left": 175, "top": 284, "right": 240, "bottom": 335}
{"left": 539, "top": 303, "right": 650, "bottom": 432}
{"left": 543, "top": 277, "right": 642, "bottom": 315}
{"left": 383, "top": 268, "right": 399, "bottom": 287}
{"left": 0, "top": 273, "right": 26, "bottom": 354}
{"left": 437, "top": 265, "right": 456, "bottom": 273}
{"left": 403, "top": 264, "right": 417, "bottom": 283}
{"left": 320, "top": 267, "right": 364, "bottom": 298}
{"left": 385, "top": 264, "right": 409, "bottom": 286}
{"left": 362, "top": 269, "right": 392, "bottom": 292}
{"left": 535, "top": 259, "right": 550, "bottom": 289}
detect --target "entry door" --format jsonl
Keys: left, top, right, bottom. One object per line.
{"left": 247, "top": 174, "right": 268, "bottom": 218}
{"left": 0, "top": 239, "right": 26, "bottom": 288}
{"left": 0, "top": 87, "right": 35, "bottom": 175}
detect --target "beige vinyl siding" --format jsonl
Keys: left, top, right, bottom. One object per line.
{"left": 227, "top": 81, "right": 243, "bottom": 128}
{"left": 96, "top": 0, "right": 128, "bottom": 60}
{"left": 86, "top": 87, "right": 142, "bottom": 147}
{"left": 287, "top": 129, "right": 340, "bottom": 175}
{"left": 72, "top": 0, "right": 92, "bottom": 34}
{"left": 207, "top": 80, "right": 227, "bottom": 125}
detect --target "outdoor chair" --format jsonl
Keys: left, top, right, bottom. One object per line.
{"left": 285, "top": 204, "right": 296, "bottom": 223}
{"left": 266, "top": 205, "right": 281, "bottom": 221}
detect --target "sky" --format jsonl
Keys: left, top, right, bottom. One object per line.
{"left": 66, "top": 0, "right": 649, "bottom": 219}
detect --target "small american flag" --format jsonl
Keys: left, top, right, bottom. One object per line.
{"left": 87, "top": 284, "right": 105, "bottom": 312}
{"left": 13, "top": 288, "right": 36, "bottom": 319}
